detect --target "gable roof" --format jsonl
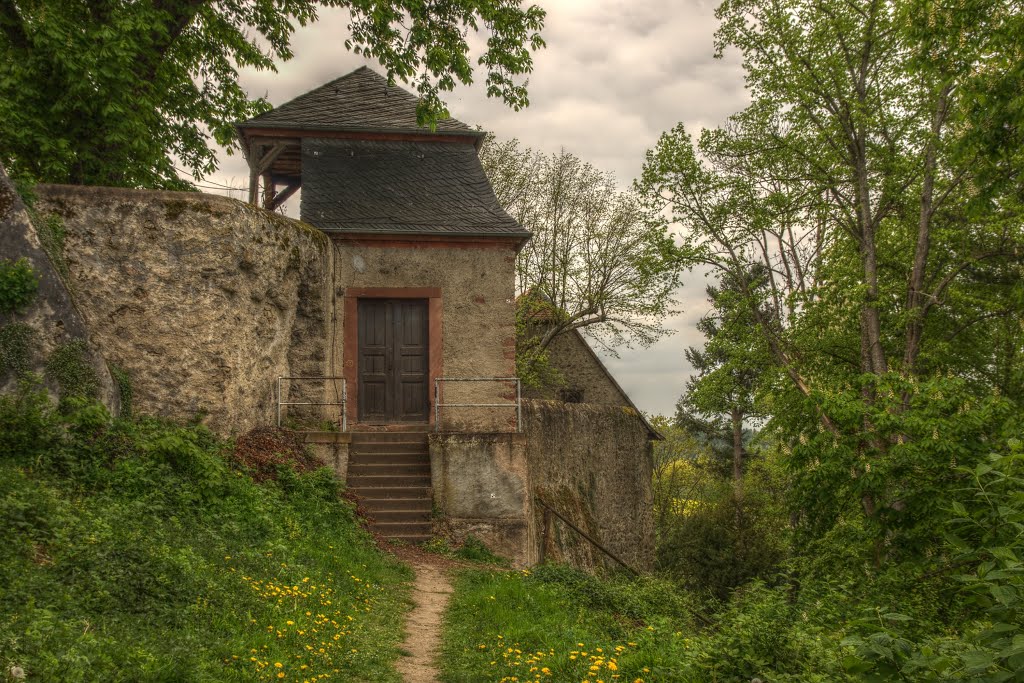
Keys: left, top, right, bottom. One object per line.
{"left": 300, "top": 138, "right": 529, "bottom": 238}
{"left": 237, "top": 66, "right": 480, "bottom": 137}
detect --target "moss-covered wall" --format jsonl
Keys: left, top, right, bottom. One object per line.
{"left": 523, "top": 399, "right": 654, "bottom": 572}
{"left": 34, "top": 185, "right": 331, "bottom": 434}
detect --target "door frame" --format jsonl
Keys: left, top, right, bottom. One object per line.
{"left": 343, "top": 287, "right": 442, "bottom": 428}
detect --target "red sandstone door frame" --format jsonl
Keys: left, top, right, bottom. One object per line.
{"left": 343, "top": 287, "right": 442, "bottom": 428}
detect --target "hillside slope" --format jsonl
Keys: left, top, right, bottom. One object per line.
{"left": 0, "top": 386, "right": 411, "bottom": 682}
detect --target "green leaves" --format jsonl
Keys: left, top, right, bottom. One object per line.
{"left": 0, "top": 0, "right": 545, "bottom": 187}
{"left": 0, "top": 257, "right": 38, "bottom": 315}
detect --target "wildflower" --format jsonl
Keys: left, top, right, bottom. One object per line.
{"left": 275, "top": 663, "right": 283, "bottom": 668}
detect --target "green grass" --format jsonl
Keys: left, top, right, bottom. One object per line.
{"left": 439, "top": 565, "right": 703, "bottom": 683}
{"left": 0, "top": 387, "right": 412, "bottom": 682}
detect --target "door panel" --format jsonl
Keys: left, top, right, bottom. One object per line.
{"left": 357, "top": 299, "right": 429, "bottom": 422}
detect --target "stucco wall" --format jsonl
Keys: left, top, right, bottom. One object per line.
{"left": 34, "top": 185, "right": 332, "bottom": 434}
{"left": 523, "top": 399, "right": 654, "bottom": 572}
{"left": 523, "top": 328, "right": 632, "bottom": 407}
{"left": 429, "top": 433, "right": 536, "bottom": 566}
{"left": 332, "top": 240, "right": 518, "bottom": 432}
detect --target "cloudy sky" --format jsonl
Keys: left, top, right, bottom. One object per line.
{"left": 207, "top": 0, "right": 750, "bottom": 417}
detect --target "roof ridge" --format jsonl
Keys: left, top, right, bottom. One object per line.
{"left": 238, "top": 66, "right": 475, "bottom": 135}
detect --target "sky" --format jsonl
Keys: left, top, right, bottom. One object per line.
{"left": 206, "top": 0, "right": 750, "bottom": 418}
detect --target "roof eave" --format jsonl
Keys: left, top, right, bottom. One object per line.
{"left": 235, "top": 121, "right": 485, "bottom": 140}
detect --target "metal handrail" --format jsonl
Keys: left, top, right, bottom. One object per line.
{"left": 276, "top": 376, "right": 347, "bottom": 431}
{"left": 536, "top": 496, "right": 638, "bottom": 575}
{"left": 433, "top": 376, "right": 522, "bottom": 433}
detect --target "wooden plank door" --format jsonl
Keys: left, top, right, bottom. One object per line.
{"left": 357, "top": 299, "right": 429, "bottom": 422}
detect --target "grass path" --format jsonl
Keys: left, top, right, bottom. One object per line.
{"left": 396, "top": 561, "right": 453, "bottom": 683}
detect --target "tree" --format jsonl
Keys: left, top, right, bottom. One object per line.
{"left": 637, "top": 0, "right": 1024, "bottom": 553}
{"left": 0, "top": 0, "right": 545, "bottom": 189}
{"left": 680, "top": 267, "right": 768, "bottom": 491}
{"left": 479, "top": 136, "right": 683, "bottom": 377}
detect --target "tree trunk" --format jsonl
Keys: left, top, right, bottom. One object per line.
{"left": 731, "top": 407, "right": 744, "bottom": 499}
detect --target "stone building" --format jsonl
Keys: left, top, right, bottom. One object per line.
{"left": 9, "top": 67, "right": 655, "bottom": 570}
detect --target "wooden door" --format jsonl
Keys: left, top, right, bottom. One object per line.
{"left": 357, "top": 299, "right": 429, "bottom": 422}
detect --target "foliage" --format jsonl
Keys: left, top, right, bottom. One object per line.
{"left": 0, "top": 323, "right": 36, "bottom": 377}
{"left": 0, "top": 257, "right": 38, "bottom": 316}
{"left": 28, "top": 212, "right": 68, "bottom": 284}
{"left": 0, "top": 386, "right": 412, "bottom": 681}
{"left": 44, "top": 339, "right": 99, "bottom": 401}
{"left": 636, "top": 0, "right": 1024, "bottom": 553}
{"left": 480, "top": 135, "right": 683, "bottom": 374}
{"left": 0, "top": 0, "right": 545, "bottom": 189}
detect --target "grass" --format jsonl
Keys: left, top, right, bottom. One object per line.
{"left": 439, "top": 564, "right": 702, "bottom": 683}
{"left": 0, "top": 387, "right": 412, "bottom": 682}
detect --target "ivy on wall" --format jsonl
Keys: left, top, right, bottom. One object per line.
{"left": 108, "top": 363, "right": 133, "bottom": 419}
{"left": 0, "top": 323, "right": 37, "bottom": 377}
{"left": 45, "top": 340, "right": 99, "bottom": 400}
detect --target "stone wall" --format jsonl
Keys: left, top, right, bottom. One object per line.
{"left": 34, "top": 185, "right": 332, "bottom": 435}
{"left": 523, "top": 399, "right": 654, "bottom": 572}
{"left": 0, "top": 169, "right": 120, "bottom": 410}
{"left": 429, "top": 400, "right": 654, "bottom": 571}
{"left": 523, "top": 328, "right": 632, "bottom": 407}
{"left": 332, "top": 240, "right": 518, "bottom": 432}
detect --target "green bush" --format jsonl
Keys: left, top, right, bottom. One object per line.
{"left": 0, "top": 257, "right": 38, "bottom": 315}
{"left": 0, "top": 322, "right": 37, "bottom": 376}
{"left": 45, "top": 339, "right": 99, "bottom": 400}
{"left": 658, "top": 492, "right": 785, "bottom": 599}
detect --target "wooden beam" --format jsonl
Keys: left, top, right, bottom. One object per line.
{"left": 256, "top": 142, "right": 289, "bottom": 175}
{"left": 247, "top": 141, "right": 259, "bottom": 205}
{"left": 261, "top": 172, "right": 275, "bottom": 209}
{"left": 269, "top": 181, "right": 301, "bottom": 212}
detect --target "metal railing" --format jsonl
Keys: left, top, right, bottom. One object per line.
{"left": 433, "top": 377, "right": 522, "bottom": 433}
{"left": 276, "top": 376, "right": 347, "bottom": 431}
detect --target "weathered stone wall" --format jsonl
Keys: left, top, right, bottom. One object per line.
{"left": 523, "top": 399, "right": 654, "bottom": 572}
{"left": 34, "top": 185, "right": 332, "bottom": 435}
{"left": 0, "top": 168, "right": 120, "bottom": 410}
{"left": 522, "top": 328, "right": 632, "bottom": 407}
{"left": 332, "top": 241, "right": 518, "bottom": 431}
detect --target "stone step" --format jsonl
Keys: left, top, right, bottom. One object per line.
{"left": 351, "top": 432, "right": 429, "bottom": 443}
{"left": 386, "top": 534, "right": 433, "bottom": 545}
{"left": 369, "top": 520, "right": 433, "bottom": 536}
{"left": 349, "top": 486, "right": 432, "bottom": 500}
{"left": 348, "top": 462, "right": 430, "bottom": 477}
{"left": 348, "top": 452, "right": 430, "bottom": 466}
{"left": 348, "top": 474, "right": 430, "bottom": 488}
{"left": 368, "top": 509, "right": 432, "bottom": 523}
{"left": 359, "top": 497, "right": 432, "bottom": 512}
{"left": 350, "top": 442, "right": 430, "bottom": 455}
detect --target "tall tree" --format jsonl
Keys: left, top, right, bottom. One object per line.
{"left": 479, "top": 136, "right": 682, "bottom": 378}
{"left": 0, "top": 0, "right": 545, "bottom": 189}
{"left": 681, "top": 267, "right": 768, "bottom": 491}
{"left": 637, "top": 0, "right": 1024, "bottom": 551}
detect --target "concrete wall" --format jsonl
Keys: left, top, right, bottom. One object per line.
{"left": 429, "top": 400, "right": 654, "bottom": 572}
{"left": 429, "top": 432, "right": 536, "bottom": 566}
{"left": 523, "top": 399, "right": 654, "bottom": 572}
{"left": 34, "top": 185, "right": 332, "bottom": 435}
{"left": 523, "top": 328, "right": 632, "bottom": 407}
{"left": 332, "top": 240, "right": 518, "bottom": 432}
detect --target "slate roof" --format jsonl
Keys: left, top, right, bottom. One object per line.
{"left": 237, "top": 66, "right": 479, "bottom": 136}
{"left": 300, "top": 138, "right": 529, "bottom": 238}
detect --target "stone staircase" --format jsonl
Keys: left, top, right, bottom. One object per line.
{"left": 346, "top": 432, "right": 433, "bottom": 544}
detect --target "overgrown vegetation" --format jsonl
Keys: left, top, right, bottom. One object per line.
{"left": 0, "top": 257, "right": 38, "bottom": 316}
{"left": 44, "top": 339, "right": 99, "bottom": 401}
{"left": 0, "top": 384, "right": 412, "bottom": 681}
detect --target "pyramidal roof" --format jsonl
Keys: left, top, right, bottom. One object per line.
{"left": 237, "top": 66, "right": 479, "bottom": 136}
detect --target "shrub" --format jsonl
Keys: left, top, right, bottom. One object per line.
{"left": 0, "top": 257, "right": 38, "bottom": 315}
{"left": 657, "top": 492, "right": 785, "bottom": 599}
{"left": 0, "top": 322, "right": 37, "bottom": 376}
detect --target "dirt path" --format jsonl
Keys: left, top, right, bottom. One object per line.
{"left": 396, "top": 561, "right": 453, "bottom": 683}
